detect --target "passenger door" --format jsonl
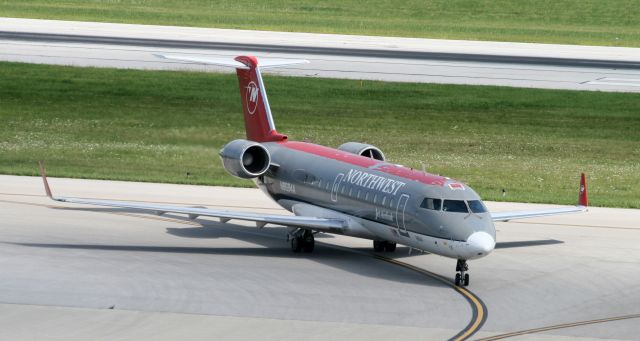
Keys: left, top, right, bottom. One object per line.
{"left": 396, "top": 194, "right": 410, "bottom": 235}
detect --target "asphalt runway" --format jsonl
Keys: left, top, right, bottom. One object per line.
{"left": 2, "top": 18, "right": 640, "bottom": 92}
{"left": 1, "top": 175, "right": 639, "bottom": 340}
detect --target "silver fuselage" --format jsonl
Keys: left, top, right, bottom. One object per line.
{"left": 256, "top": 141, "right": 496, "bottom": 260}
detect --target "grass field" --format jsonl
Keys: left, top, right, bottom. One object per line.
{"left": 1, "top": 0, "right": 639, "bottom": 47}
{"left": 1, "top": 62, "right": 639, "bottom": 208}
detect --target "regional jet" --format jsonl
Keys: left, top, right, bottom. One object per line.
{"left": 38, "top": 55, "right": 588, "bottom": 286}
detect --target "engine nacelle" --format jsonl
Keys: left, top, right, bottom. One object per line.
{"left": 219, "top": 139, "right": 271, "bottom": 179}
{"left": 338, "top": 142, "right": 385, "bottom": 161}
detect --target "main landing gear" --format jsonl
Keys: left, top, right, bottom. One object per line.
{"left": 290, "top": 229, "right": 314, "bottom": 253}
{"left": 454, "top": 259, "right": 470, "bottom": 287}
{"left": 373, "top": 240, "right": 397, "bottom": 252}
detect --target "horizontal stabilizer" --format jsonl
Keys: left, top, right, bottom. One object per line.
{"left": 155, "top": 54, "right": 308, "bottom": 69}
{"left": 154, "top": 54, "right": 249, "bottom": 69}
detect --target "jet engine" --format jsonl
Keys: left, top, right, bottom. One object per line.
{"left": 338, "top": 142, "right": 385, "bottom": 161}
{"left": 219, "top": 139, "right": 271, "bottom": 179}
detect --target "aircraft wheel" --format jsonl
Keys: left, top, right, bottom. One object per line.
{"left": 384, "top": 242, "right": 396, "bottom": 252}
{"left": 302, "top": 232, "right": 315, "bottom": 253}
{"left": 464, "top": 273, "right": 470, "bottom": 286}
{"left": 291, "top": 237, "right": 303, "bottom": 253}
{"left": 455, "top": 273, "right": 461, "bottom": 286}
{"left": 373, "top": 240, "right": 385, "bottom": 252}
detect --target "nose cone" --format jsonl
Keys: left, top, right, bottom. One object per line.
{"left": 467, "top": 231, "right": 495, "bottom": 258}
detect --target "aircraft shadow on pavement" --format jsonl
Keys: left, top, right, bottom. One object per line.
{"left": 10, "top": 215, "right": 444, "bottom": 287}
{"left": 44, "top": 206, "right": 561, "bottom": 282}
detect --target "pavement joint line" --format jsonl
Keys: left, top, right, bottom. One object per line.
{"left": 3, "top": 194, "right": 635, "bottom": 230}
{"left": 507, "top": 221, "right": 639, "bottom": 231}
{"left": 5, "top": 40, "right": 640, "bottom": 76}
{"left": 0, "top": 192, "right": 280, "bottom": 210}
{"left": 476, "top": 313, "right": 640, "bottom": 340}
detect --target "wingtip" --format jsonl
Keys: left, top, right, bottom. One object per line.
{"left": 37, "top": 161, "right": 53, "bottom": 198}
{"left": 578, "top": 172, "right": 588, "bottom": 207}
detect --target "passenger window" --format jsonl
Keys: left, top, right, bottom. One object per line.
{"left": 420, "top": 198, "right": 442, "bottom": 210}
{"left": 468, "top": 200, "right": 488, "bottom": 213}
{"left": 443, "top": 200, "right": 468, "bottom": 213}
{"left": 382, "top": 197, "right": 386, "bottom": 205}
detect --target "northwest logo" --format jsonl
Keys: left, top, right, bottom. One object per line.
{"left": 245, "top": 81, "right": 259, "bottom": 115}
{"left": 344, "top": 169, "right": 406, "bottom": 195}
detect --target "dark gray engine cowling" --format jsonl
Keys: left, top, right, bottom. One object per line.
{"left": 338, "top": 142, "right": 385, "bottom": 161}
{"left": 219, "top": 139, "right": 271, "bottom": 179}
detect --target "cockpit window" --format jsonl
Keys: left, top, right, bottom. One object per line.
{"left": 442, "top": 200, "right": 468, "bottom": 213}
{"left": 420, "top": 198, "right": 441, "bottom": 210}
{"left": 468, "top": 200, "right": 488, "bottom": 213}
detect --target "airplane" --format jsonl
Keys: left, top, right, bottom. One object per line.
{"left": 38, "top": 54, "right": 589, "bottom": 287}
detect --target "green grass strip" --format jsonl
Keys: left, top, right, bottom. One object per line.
{"left": 1, "top": 62, "right": 639, "bottom": 208}
{"left": 1, "top": 0, "right": 639, "bottom": 47}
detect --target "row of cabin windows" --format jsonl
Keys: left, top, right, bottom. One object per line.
{"left": 297, "top": 172, "right": 486, "bottom": 214}
{"left": 340, "top": 183, "right": 395, "bottom": 208}
{"left": 420, "top": 198, "right": 487, "bottom": 213}
{"left": 297, "top": 171, "right": 395, "bottom": 208}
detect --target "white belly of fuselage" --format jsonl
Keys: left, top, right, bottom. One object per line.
{"left": 291, "top": 202, "right": 487, "bottom": 260}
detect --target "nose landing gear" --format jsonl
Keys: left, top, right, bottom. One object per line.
{"left": 455, "top": 259, "right": 470, "bottom": 287}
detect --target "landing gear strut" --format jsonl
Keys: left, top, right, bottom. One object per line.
{"left": 373, "top": 240, "right": 397, "bottom": 252}
{"left": 291, "top": 229, "right": 314, "bottom": 253}
{"left": 454, "top": 259, "right": 470, "bottom": 287}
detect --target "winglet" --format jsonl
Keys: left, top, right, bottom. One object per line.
{"left": 578, "top": 172, "right": 588, "bottom": 207}
{"left": 37, "top": 161, "right": 53, "bottom": 198}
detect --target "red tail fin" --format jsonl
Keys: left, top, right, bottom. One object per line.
{"left": 154, "top": 54, "right": 307, "bottom": 142}
{"left": 578, "top": 173, "right": 588, "bottom": 206}
{"left": 234, "top": 56, "right": 287, "bottom": 142}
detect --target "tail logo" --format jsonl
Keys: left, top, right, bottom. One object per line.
{"left": 245, "top": 81, "right": 259, "bottom": 115}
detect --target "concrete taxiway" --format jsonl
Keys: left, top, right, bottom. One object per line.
{"left": 2, "top": 18, "right": 640, "bottom": 92}
{"left": 0, "top": 174, "right": 639, "bottom": 340}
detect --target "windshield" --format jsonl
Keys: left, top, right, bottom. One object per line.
{"left": 468, "top": 200, "right": 488, "bottom": 213}
{"left": 443, "top": 200, "right": 468, "bottom": 213}
{"left": 420, "top": 198, "right": 441, "bottom": 210}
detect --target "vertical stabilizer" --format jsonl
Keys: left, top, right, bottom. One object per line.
{"left": 234, "top": 56, "right": 287, "bottom": 142}
{"left": 154, "top": 54, "right": 308, "bottom": 142}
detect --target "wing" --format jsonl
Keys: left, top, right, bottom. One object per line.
{"left": 37, "top": 162, "right": 345, "bottom": 231}
{"left": 491, "top": 173, "right": 588, "bottom": 222}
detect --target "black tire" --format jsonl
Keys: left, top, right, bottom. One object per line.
{"left": 455, "top": 273, "right": 461, "bottom": 286}
{"left": 464, "top": 273, "right": 470, "bottom": 286}
{"left": 291, "top": 237, "right": 303, "bottom": 253}
{"left": 303, "top": 233, "right": 315, "bottom": 253}
{"left": 384, "top": 242, "right": 397, "bottom": 252}
{"left": 301, "top": 230, "right": 316, "bottom": 253}
{"left": 373, "top": 240, "right": 384, "bottom": 252}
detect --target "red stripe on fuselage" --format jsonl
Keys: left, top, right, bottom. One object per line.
{"left": 280, "top": 141, "right": 446, "bottom": 186}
